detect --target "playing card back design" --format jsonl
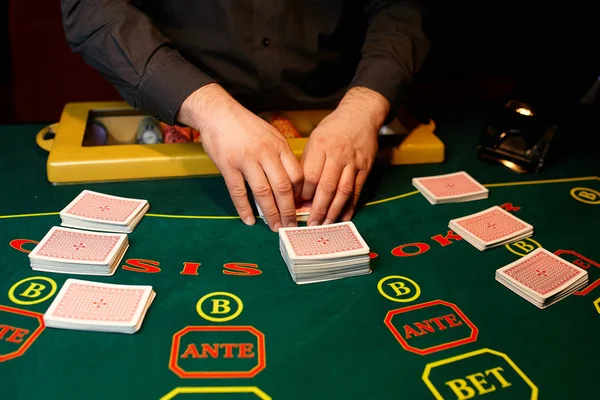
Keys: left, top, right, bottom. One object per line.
{"left": 456, "top": 208, "right": 527, "bottom": 243}
{"left": 502, "top": 251, "right": 582, "bottom": 295}
{"left": 34, "top": 229, "right": 119, "bottom": 262}
{"left": 50, "top": 283, "right": 145, "bottom": 322}
{"left": 418, "top": 173, "right": 484, "bottom": 198}
{"left": 295, "top": 199, "right": 312, "bottom": 214}
{"left": 64, "top": 192, "right": 143, "bottom": 223}
{"left": 284, "top": 224, "right": 364, "bottom": 256}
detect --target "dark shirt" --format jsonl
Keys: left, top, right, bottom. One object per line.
{"left": 61, "top": 0, "right": 430, "bottom": 124}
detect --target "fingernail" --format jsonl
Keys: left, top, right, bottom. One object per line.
{"left": 323, "top": 219, "right": 332, "bottom": 225}
{"left": 309, "top": 221, "right": 319, "bottom": 227}
{"left": 273, "top": 222, "right": 282, "bottom": 231}
{"left": 287, "top": 221, "right": 297, "bottom": 228}
{"left": 244, "top": 216, "right": 255, "bottom": 226}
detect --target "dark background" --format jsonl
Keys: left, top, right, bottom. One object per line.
{"left": 0, "top": 3, "right": 10, "bottom": 122}
{"left": 1, "top": 2, "right": 598, "bottom": 124}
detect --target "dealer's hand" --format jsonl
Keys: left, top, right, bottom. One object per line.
{"left": 300, "top": 87, "right": 390, "bottom": 225}
{"left": 178, "top": 83, "right": 303, "bottom": 232}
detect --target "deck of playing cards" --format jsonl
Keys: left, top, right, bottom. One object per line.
{"left": 495, "top": 248, "right": 588, "bottom": 309}
{"left": 279, "top": 221, "right": 371, "bottom": 284}
{"left": 44, "top": 279, "right": 155, "bottom": 334}
{"left": 256, "top": 198, "right": 312, "bottom": 223}
{"left": 28, "top": 227, "right": 129, "bottom": 276}
{"left": 60, "top": 190, "right": 149, "bottom": 233}
{"left": 449, "top": 206, "right": 533, "bottom": 251}
{"left": 412, "top": 171, "right": 489, "bottom": 204}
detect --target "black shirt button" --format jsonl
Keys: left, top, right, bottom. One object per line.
{"left": 262, "top": 37, "right": 270, "bottom": 47}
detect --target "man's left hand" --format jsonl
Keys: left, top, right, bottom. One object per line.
{"left": 300, "top": 87, "right": 390, "bottom": 225}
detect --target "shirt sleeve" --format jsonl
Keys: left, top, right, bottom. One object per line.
{"left": 349, "top": 1, "right": 431, "bottom": 104}
{"left": 60, "top": 0, "right": 216, "bottom": 124}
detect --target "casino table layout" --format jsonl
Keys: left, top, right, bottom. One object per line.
{"left": 1, "top": 105, "right": 599, "bottom": 400}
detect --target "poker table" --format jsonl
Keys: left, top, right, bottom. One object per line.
{"left": 1, "top": 105, "right": 599, "bottom": 400}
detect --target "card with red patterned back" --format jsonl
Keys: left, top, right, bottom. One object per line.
{"left": 61, "top": 190, "right": 147, "bottom": 224}
{"left": 29, "top": 227, "right": 126, "bottom": 264}
{"left": 45, "top": 279, "right": 152, "bottom": 325}
{"left": 280, "top": 221, "right": 369, "bottom": 259}
{"left": 453, "top": 206, "right": 531, "bottom": 244}
{"left": 497, "top": 248, "right": 587, "bottom": 297}
{"left": 295, "top": 199, "right": 312, "bottom": 214}
{"left": 414, "top": 171, "right": 487, "bottom": 199}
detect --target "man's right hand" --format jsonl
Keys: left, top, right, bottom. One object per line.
{"left": 177, "top": 83, "right": 303, "bottom": 232}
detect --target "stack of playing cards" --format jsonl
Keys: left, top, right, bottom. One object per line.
{"left": 496, "top": 248, "right": 588, "bottom": 309}
{"left": 44, "top": 279, "right": 155, "bottom": 334}
{"left": 449, "top": 206, "right": 533, "bottom": 251}
{"left": 256, "top": 198, "right": 312, "bottom": 223}
{"left": 279, "top": 221, "right": 371, "bottom": 284}
{"left": 412, "top": 171, "right": 489, "bottom": 204}
{"left": 60, "top": 190, "right": 149, "bottom": 233}
{"left": 28, "top": 227, "right": 129, "bottom": 276}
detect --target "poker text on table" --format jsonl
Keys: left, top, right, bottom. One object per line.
{"left": 61, "top": 0, "right": 430, "bottom": 231}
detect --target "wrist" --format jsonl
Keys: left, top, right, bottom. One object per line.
{"left": 176, "top": 83, "right": 237, "bottom": 132}
{"left": 337, "top": 87, "right": 390, "bottom": 131}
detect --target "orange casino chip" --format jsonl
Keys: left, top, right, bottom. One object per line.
{"left": 270, "top": 114, "right": 302, "bottom": 139}
{"left": 160, "top": 123, "right": 202, "bottom": 144}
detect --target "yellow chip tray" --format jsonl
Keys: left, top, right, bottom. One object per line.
{"left": 37, "top": 102, "right": 444, "bottom": 184}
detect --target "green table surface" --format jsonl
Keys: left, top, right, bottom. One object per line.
{"left": 1, "top": 105, "right": 599, "bottom": 400}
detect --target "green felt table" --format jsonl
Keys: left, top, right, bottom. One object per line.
{"left": 1, "top": 106, "right": 599, "bottom": 400}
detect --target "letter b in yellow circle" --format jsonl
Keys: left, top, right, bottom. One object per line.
{"left": 196, "top": 292, "right": 243, "bottom": 322}
{"left": 570, "top": 187, "right": 600, "bottom": 205}
{"left": 377, "top": 275, "right": 421, "bottom": 303}
{"left": 210, "top": 299, "right": 231, "bottom": 314}
{"left": 8, "top": 276, "right": 57, "bottom": 305}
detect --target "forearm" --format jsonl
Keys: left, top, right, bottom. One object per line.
{"left": 336, "top": 87, "right": 390, "bottom": 131}
{"left": 176, "top": 83, "right": 240, "bottom": 131}
{"left": 350, "top": 1, "right": 431, "bottom": 105}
